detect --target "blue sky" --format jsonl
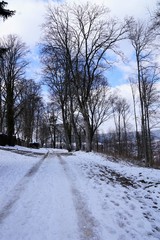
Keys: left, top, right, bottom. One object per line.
{"left": 0, "top": 0, "right": 158, "bottom": 88}
{"left": 107, "top": 67, "right": 124, "bottom": 87}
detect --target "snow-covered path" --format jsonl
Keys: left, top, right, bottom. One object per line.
{"left": 0, "top": 149, "right": 101, "bottom": 240}
{"left": 0, "top": 150, "right": 79, "bottom": 240}
{"left": 0, "top": 147, "right": 160, "bottom": 240}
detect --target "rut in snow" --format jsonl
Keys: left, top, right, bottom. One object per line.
{"left": 0, "top": 152, "right": 49, "bottom": 223}
{"left": 57, "top": 153, "right": 101, "bottom": 240}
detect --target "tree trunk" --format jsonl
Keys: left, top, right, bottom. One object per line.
{"left": 130, "top": 80, "right": 141, "bottom": 159}
{"left": 136, "top": 54, "right": 148, "bottom": 165}
{"left": 61, "top": 107, "right": 72, "bottom": 152}
{"left": 64, "top": 125, "right": 72, "bottom": 151}
{"left": 146, "top": 106, "right": 153, "bottom": 166}
{"left": 71, "top": 114, "right": 81, "bottom": 151}
{"left": 118, "top": 114, "right": 121, "bottom": 155}
{"left": 6, "top": 87, "right": 15, "bottom": 145}
{"left": 84, "top": 117, "right": 92, "bottom": 152}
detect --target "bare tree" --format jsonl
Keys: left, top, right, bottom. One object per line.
{"left": 127, "top": 19, "right": 159, "bottom": 166}
{"left": 0, "top": 35, "right": 29, "bottom": 145}
{"left": 0, "top": 3, "right": 15, "bottom": 133}
{"left": 36, "top": 103, "right": 55, "bottom": 148}
{"left": 109, "top": 94, "right": 130, "bottom": 156}
{"left": 41, "top": 2, "right": 127, "bottom": 152}
{"left": 17, "top": 79, "right": 41, "bottom": 146}
{"left": 41, "top": 46, "right": 73, "bottom": 151}
{"left": 128, "top": 77, "right": 142, "bottom": 159}
{"left": 85, "top": 76, "right": 112, "bottom": 148}
{"left": 141, "top": 65, "right": 160, "bottom": 165}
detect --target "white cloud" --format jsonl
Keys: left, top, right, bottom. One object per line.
{"left": 0, "top": 0, "right": 157, "bottom": 47}
{"left": 103, "top": 0, "right": 157, "bottom": 20}
{"left": 0, "top": 0, "right": 47, "bottom": 47}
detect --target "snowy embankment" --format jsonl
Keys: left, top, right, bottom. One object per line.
{"left": 0, "top": 146, "right": 159, "bottom": 240}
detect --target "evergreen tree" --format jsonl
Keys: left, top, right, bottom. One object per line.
{"left": 0, "top": 1, "right": 15, "bottom": 55}
{"left": 0, "top": 1, "right": 15, "bottom": 20}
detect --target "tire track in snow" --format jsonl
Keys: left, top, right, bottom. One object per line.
{"left": 57, "top": 154, "right": 101, "bottom": 240}
{"left": 72, "top": 187, "right": 101, "bottom": 240}
{"left": 0, "top": 151, "right": 49, "bottom": 224}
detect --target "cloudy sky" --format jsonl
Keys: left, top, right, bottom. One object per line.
{"left": 0, "top": 0, "right": 158, "bottom": 87}
{"left": 0, "top": 0, "right": 157, "bottom": 44}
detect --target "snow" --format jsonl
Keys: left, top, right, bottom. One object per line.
{"left": 0, "top": 147, "right": 160, "bottom": 240}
